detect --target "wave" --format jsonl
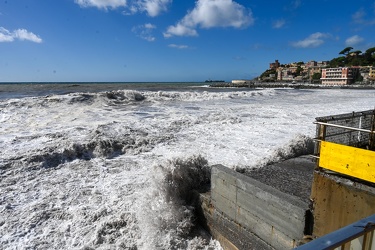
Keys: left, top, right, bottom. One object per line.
{"left": 146, "top": 88, "right": 275, "bottom": 102}
{"left": 2, "top": 123, "right": 173, "bottom": 171}
{"left": 0, "top": 88, "right": 276, "bottom": 109}
{"left": 245, "top": 134, "right": 315, "bottom": 171}
{"left": 135, "top": 155, "right": 220, "bottom": 249}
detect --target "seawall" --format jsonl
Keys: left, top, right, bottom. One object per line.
{"left": 197, "top": 157, "right": 316, "bottom": 250}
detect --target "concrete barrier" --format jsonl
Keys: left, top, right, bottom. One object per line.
{"left": 203, "top": 164, "right": 310, "bottom": 250}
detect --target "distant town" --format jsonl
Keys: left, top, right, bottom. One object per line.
{"left": 232, "top": 46, "right": 375, "bottom": 86}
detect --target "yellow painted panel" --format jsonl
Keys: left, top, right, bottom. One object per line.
{"left": 319, "top": 141, "right": 375, "bottom": 183}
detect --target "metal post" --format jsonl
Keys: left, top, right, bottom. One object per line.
{"left": 370, "top": 109, "right": 375, "bottom": 150}
{"left": 315, "top": 123, "right": 326, "bottom": 169}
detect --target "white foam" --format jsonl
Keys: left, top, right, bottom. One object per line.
{"left": 1, "top": 88, "right": 374, "bottom": 249}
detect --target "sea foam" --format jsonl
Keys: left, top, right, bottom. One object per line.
{"left": 1, "top": 87, "right": 374, "bottom": 249}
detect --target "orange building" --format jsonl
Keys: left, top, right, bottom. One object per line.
{"left": 321, "top": 67, "right": 359, "bottom": 85}
{"left": 269, "top": 60, "right": 280, "bottom": 69}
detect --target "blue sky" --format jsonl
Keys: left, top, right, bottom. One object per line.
{"left": 1, "top": 0, "right": 375, "bottom": 82}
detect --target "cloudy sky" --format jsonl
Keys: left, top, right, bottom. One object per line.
{"left": 1, "top": 0, "right": 375, "bottom": 82}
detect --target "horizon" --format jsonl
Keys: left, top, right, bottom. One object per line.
{"left": 1, "top": 0, "right": 375, "bottom": 82}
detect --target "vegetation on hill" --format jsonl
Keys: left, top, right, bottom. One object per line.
{"left": 258, "top": 46, "right": 375, "bottom": 81}
{"left": 329, "top": 47, "right": 375, "bottom": 67}
{"left": 259, "top": 69, "right": 276, "bottom": 80}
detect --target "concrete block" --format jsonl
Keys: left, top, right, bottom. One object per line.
{"left": 211, "top": 165, "right": 238, "bottom": 187}
{"left": 209, "top": 165, "right": 308, "bottom": 249}
{"left": 237, "top": 188, "right": 305, "bottom": 238}
{"left": 212, "top": 190, "right": 237, "bottom": 219}
{"left": 211, "top": 174, "right": 237, "bottom": 202}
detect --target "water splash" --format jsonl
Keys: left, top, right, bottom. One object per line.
{"left": 252, "top": 134, "right": 315, "bottom": 170}
{"left": 136, "top": 155, "right": 220, "bottom": 250}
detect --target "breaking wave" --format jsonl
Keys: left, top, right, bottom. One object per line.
{"left": 5, "top": 123, "right": 173, "bottom": 171}
{"left": 136, "top": 155, "right": 220, "bottom": 250}
{"left": 0, "top": 88, "right": 275, "bottom": 109}
{"left": 253, "top": 134, "right": 315, "bottom": 169}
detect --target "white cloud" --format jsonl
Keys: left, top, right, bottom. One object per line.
{"left": 78, "top": 0, "right": 171, "bottom": 16}
{"left": 292, "top": 32, "right": 329, "bottom": 48}
{"left": 0, "top": 27, "right": 42, "bottom": 43}
{"left": 75, "top": 0, "right": 127, "bottom": 10}
{"left": 144, "top": 23, "right": 156, "bottom": 29}
{"left": 132, "top": 23, "right": 156, "bottom": 41}
{"left": 345, "top": 35, "right": 364, "bottom": 46}
{"left": 164, "top": 0, "right": 254, "bottom": 37}
{"left": 352, "top": 8, "right": 375, "bottom": 25}
{"left": 272, "top": 19, "right": 285, "bottom": 29}
{"left": 164, "top": 24, "right": 198, "bottom": 38}
{"left": 168, "top": 44, "right": 189, "bottom": 49}
{"left": 138, "top": 0, "right": 172, "bottom": 17}
{"left": 0, "top": 27, "right": 14, "bottom": 42}
{"left": 352, "top": 8, "right": 366, "bottom": 24}
{"left": 13, "top": 29, "right": 43, "bottom": 43}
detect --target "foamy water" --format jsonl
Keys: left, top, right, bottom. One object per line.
{"left": 1, "top": 87, "right": 374, "bottom": 249}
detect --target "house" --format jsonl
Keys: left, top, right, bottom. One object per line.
{"left": 320, "top": 67, "right": 359, "bottom": 85}
{"left": 369, "top": 67, "right": 375, "bottom": 81}
{"left": 269, "top": 60, "right": 280, "bottom": 69}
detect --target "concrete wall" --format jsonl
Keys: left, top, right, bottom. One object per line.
{"left": 207, "top": 165, "right": 310, "bottom": 250}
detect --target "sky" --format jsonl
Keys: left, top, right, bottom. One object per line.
{"left": 1, "top": 0, "right": 375, "bottom": 82}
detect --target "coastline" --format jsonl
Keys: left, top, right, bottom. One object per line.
{"left": 209, "top": 82, "right": 375, "bottom": 89}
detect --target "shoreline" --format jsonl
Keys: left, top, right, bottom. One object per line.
{"left": 209, "top": 82, "right": 375, "bottom": 89}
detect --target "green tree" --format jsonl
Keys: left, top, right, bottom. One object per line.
{"left": 339, "top": 47, "right": 353, "bottom": 56}
{"left": 350, "top": 58, "right": 361, "bottom": 66}
{"left": 329, "top": 56, "right": 346, "bottom": 67}
{"left": 365, "top": 47, "right": 375, "bottom": 65}
{"left": 365, "top": 47, "right": 375, "bottom": 55}
{"left": 312, "top": 72, "right": 321, "bottom": 80}
{"left": 260, "top": 69, "right": 277, "bottom": 81}
{"left": 295, "top": 66, "right": 303, "bottom": 76}
{"left": 351, "top": 50, "right": 362, "bottom": 56}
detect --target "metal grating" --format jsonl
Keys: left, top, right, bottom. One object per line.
{"left": 315, "top": 109, "right": 375, "bottom": 149}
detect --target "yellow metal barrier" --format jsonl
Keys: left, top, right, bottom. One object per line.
{"left": 319, "top": 141, "right": 375, "bottom": 183}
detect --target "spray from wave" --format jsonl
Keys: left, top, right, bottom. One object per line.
{"left": 136, "top": 155, "right": 221, "bottom": 250}
{"left": 242, "top": 134, "right": 315, "bottom": 172}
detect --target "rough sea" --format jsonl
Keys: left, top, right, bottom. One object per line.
{"left": 1, "top": 82, "right": 374, "bottom": 249}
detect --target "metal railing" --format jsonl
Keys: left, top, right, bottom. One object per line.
{"left": 295, "top": 214, "right": 375, "bottom": 250}
{"left": 314, "top": 109, "right": 375, "bottom": 153}
{"left": 312, "top": 110, "right": 375, "bottom": 183}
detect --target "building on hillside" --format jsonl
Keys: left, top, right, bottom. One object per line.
{"left": 369, "top": 67, "right": 375, "bottom": 81}
{"left": 320, "top": 67, "right": 360, "bottom": 85}
{"left": 269, "top": 60, "right": 280, "bottom": 69}
{"left": 317, "top": 61, "right": 329, "bottom": 67}
{"left": 277, "top": 68, "right": 294, "bottom": 81}
{"left": 305, "top": 61, "right": 317, "bottom": 68}
{"left": 308, "top": 67, "right": 322, "bottom": 77}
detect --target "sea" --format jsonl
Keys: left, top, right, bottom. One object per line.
{"left": 0, "top": 82, "right": 374, "bottom": 249}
